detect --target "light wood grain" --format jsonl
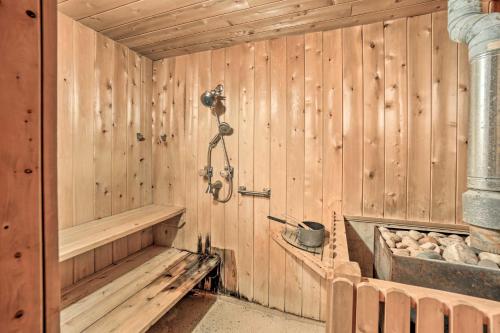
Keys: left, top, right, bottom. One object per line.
{"left": 73, "top": 20, "right": 96, "bottom": 282}
{"left": 342, "top": 25, "right": 363, "bottom": 216}
{"left": 355, "top": 283, "right": 380, "bottom": 333}
{"left": 430, "top": 11, "right": 457, "bottom": 223}
{"left": 223, "top": 45, "right": 241, "bottom": 293}
{"left": 85, "top": 254, "right": 219, "bottom": 333}
{"left": 268, "top": 36, "right": 287, "bottom": 311}
{"left": 407, "top": 14, "right": 432, "bottom": 221}
{"left": 362, "top": 22, "right": 385, "bottom": 218}
{"left": 59, "top": 205, "right": 185, "bottom": 261}
{"left": 456, "top": 44, "right": 469, "bottom": 224}
{"left": 285, "top": 34, "right": 305, "bottom": 316}
{"left": 147, "top": 11, "right": 472, "bottom": 320}
{"left": 303, "top": 31, "right": 323, "bottom": 320}
{"left": 183, "top": 53, "right": 200, "bottom": 253}
{"left": 61, "top": 247, "right": 188, "bottom": 332}
{"left": 58, "top": 0, "right": 447, "bottom": 59}
{"left": 58, "top": 13, "right": 76, "bottom": 288}
{"left": 210, "top": 48, "right": 226, "bottom": 282}
{"left": 384, "top": 18, "right": 408, "bottom": 219}
{"left": 384, "top": 288, "right": 411, "bottom": 333}
{"left": 328, "top": 278, "right": 354, "bottom": 333}
{"left": 197, "top": 51, "right": 213, "bottom": 254}
{"left": 253, "top": 40, "right": 271, "bottom": 306}
{"left": 416, "top": 297, "right": 444, "bottom": 333}
{"left": 238, "top": 43, "right": 255, "bottom": 300}
{"left": 94, "top": 33, "right": 114, "bottom": 271}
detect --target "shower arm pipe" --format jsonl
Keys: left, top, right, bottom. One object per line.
{"left": 215, "top": 114, "right": 232, "bottom": 170}
{"left": 212, "top": 114, "right": 233, "bottom": 203}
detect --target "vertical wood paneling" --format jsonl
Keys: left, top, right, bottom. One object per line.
{"left": 322, "top": 30, "right": 343, "bottom": 221}
{"left": 238, "top": 43, "right": 255, "bottom": 300}
{"left": 148, "top": 10, "right": 470, "bottom": 320}
{"left": 224, "top": 45, "right": 240, "bottom": 293}
{"left": 342, "top": 26, "right": 364, "bottom": 216}
{"left": 269, "top": 37, "right": 287, "bottom": 311}
{"left": 253, "top": 40, "right": 271, "bottom": 306}
{"left": 127, "top": 52, "right": 143, "bottom": 254}
{"left": 198, "top": 51, "right": 212, "bottom": 253}
{"left": 111, "top": 43, "right": 129, "bottom": 215}
{"left": 170, "top": 55, "right": 187, "bottom": 249}
{"left": 58, "top": 16, "right": 154, "bottom": 284}
{"left": 112, "top": 43, "right": 130, "bottom": 262}
{"left": 58, "top": 13, "right": 75, "bottom": 288}
{"left": 303, "top": 31, "right": 323, "bottom": 320}
{"left": 321, "top": 29, "right": 343, "bottom": 321}
{"left": 193, "top": 51, "right": 215, "bottom": 251}
{"left": 183, "top": 53, "right": 200, "bottom": 253}
{"left": 285, "top": 34, "right": 305, "bottom": 316}
{"left": 431, "top": 11, "right": 458, "bottom": 223}
{"left": 384, "top": 18, "right": 408, "bottom": 219}
{"left": 141, "top": 57, "right": 153, "bottom": 208}
{"left": 456, "top": 44, "right": 469, "bottom": 224}
{"left": 210, "top": 48, "right": 226, "bottom": 282}
{"left": 362, "top": 22, "right": 385, "bottom": 217}
{"left": 94, "top": 34, "right": 114, "bottom": 270}
{"left": 164, "top": 58, "right": 176, "bottom": 206}
{"left": 140, "top": 57, "right": 154, "bottom": 247}
{"left": 72, "top": 21, "right": 96, "bottom": 282}
{"left": 407, "top": 14, "right": 432, "bottom": 221}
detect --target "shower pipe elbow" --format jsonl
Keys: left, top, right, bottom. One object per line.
{"left": 448, "top": 0, "right": 500, "bottom": 59}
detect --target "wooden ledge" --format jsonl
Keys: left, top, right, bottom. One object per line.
{"left": 271, "top": 229, "right": 334, "bottom": 279}
{"left": 61, "top": 246, "right": 220, "bottom": 332}
{"left": 59, "top": 204, "right": 185, "bottom": 261}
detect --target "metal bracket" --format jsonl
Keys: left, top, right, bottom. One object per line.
{"left": 238, "top": 186, "right": 271, "bottom": 198}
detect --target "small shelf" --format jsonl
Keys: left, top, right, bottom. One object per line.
{"left": 61, "top": 246, "right": 219, "bottom": 332}
{"left": 59, "top": 204, "right": 185, "bottom": 262}
{"left": 271, "top": 229, "right": 333, "bottom": 279}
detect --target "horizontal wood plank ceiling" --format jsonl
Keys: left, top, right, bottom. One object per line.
{"left": 58, "top": 0, "right": 447, "bottom": 59}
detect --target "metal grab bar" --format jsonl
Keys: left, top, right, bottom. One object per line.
{"left": 238, "top": 186, "right": 271, "bottom": 198}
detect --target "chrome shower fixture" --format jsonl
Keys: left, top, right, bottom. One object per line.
{"left": 200, "top": 84, "right": 224, "bottom": 108}
{"left": 199, "top": 84, "right": 234, "bottom": 203}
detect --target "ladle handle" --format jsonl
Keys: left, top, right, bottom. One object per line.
{"left": 267, "top": 215, "right": 297, "bottom": 228}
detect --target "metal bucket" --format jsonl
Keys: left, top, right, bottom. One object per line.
{"left": 297, "top": 221, "right": 325, "bottom": 247}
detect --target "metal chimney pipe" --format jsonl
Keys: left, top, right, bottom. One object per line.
{"left": 448, "top": 0, "right": 500, "bottom": 254}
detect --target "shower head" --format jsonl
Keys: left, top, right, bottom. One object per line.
{"left": 218, "top": 122, "right": 233, "bottom": 136}
{"left": 200, "top": 84, "right": 224, "bottom": 108}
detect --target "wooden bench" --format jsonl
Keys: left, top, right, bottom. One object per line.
{"left": 60, "top": 246, "right": 219, "bottom": 333}
{"left": 59, "top": 204, "right": 185, "bottom": 261}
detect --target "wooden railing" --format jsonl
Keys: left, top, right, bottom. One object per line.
{"left": 326, "top": 275, "right": 500, "bottom": 333}
{"left": 326, "top": 216, "right": 500, "bottom": 333}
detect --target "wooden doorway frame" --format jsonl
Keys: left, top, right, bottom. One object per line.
{"left": 0, "top": 1, "right": 59, "bottom": 332}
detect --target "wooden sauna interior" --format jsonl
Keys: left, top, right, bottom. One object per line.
{"left": 2, "top": 0, "right": 500, "bottom": 332}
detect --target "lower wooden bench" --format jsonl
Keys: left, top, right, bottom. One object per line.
{"left": 60, "top": 246, "right": 219, "bottom": 333}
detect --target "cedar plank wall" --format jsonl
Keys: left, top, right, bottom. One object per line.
{"left": 152, "top": 11, "right": 469, "bottom": 320}
{"left": 57, "top": 13, "right": 154, "bottom": 288}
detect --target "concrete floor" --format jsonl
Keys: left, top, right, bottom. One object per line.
{"left": 149, "top": 292, "right": 326, "bottom": 333}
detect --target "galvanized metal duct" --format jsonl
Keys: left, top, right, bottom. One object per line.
{"left": 448, "top": 0, "right": 500, "bottom": 254}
